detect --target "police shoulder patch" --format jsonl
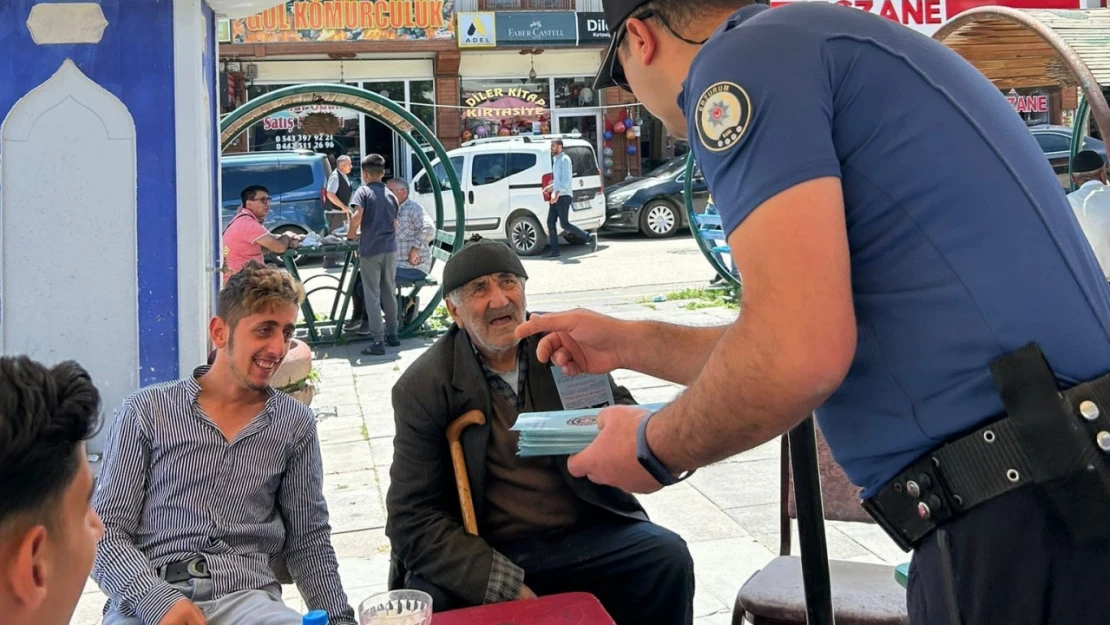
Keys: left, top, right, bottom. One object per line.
{"left": 695, "top": 81, "right": 752, "bottom": 153}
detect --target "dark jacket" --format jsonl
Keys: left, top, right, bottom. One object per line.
{"left": 385, "top": 323, "right": 648, "bottom": 605}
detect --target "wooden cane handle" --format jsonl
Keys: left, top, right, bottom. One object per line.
{"left": 446, "top": 410, "right": 486, "bottom": 536}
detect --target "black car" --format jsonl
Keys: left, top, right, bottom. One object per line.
{"left": 602, "top": 157, "right": 710, "bottom": 238}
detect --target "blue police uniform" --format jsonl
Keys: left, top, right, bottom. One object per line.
{"left": 680, "top": 4, "right": 1110, "bottom": 623}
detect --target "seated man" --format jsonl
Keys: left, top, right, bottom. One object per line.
{"left": 92, "top": 262, "right": 356, "bottom": 625}
{"left": 385, "top": 236, "right": 694, "bottom": 625}
{"left": 0, "top": 357, "right": 104, "bottom": 625}
{"left": 222, "top": 185, "right": 303, "bottom": 285}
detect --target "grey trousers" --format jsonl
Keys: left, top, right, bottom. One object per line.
{"left": 360, "top": 252, "right": 398, "bottom": 342}
{"left": 102, "top": 579, "right": 300, "bottom": 625}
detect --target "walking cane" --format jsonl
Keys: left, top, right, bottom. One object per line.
{"left": 788, "top": 416, "right": 836, "bottom": 625}
{"left": 446, "top": 410, "right": 486, "bottom": 536}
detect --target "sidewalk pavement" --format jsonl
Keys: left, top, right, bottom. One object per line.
{"left": 71, "top": 298, "right": 907, "bottom": 625}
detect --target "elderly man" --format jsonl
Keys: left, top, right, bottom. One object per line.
{"left": 385, "top": 236, "right": 694, "bottom": 625}
{"left": 326, "top": 155, "right": 355, "bottom": 216}
{"left": 1067, "top": 150, "right": 1110, "bottom": 280}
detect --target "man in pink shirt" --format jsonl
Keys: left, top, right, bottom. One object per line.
{"left": 221, "top": 185, "right": 302, "bottom": 285}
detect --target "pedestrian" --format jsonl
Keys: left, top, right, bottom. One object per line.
{"left": 347, "top": 154, "right": 401, "bottom": 356}
{"left": 221, "top": 185, "right": 303, "bottom": 285}
{"left": 544, "top": 139, "right": 597, "bottom": 258}
{"left": 326, "top": 154, "right": 355, "bottom": 217}
{"left": 515, "top": 1, "right": 1110, "bottom": 623}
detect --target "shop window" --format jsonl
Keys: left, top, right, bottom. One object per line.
{"left": 245, "top": 83, "right": 360, "bottom": 161}
{"left": 509, "top": 153, "right": 537, "bottom": 176}
{"left": 554, "top": 78, "right": 598, "bottom": 109}
{"left": 461, "top": 79, "right": 551, "bottom": 142}
{"left": 472, "top": 154, "right": 508, "bottom": 186}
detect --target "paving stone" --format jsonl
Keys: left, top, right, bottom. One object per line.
{"left": 330, "top": 527, "right": 392, "bottom": 560}
{"left": 369, "top": 437, "right": 394, "bottom": 468}
{"left": 750, "top": 524, "right": 872, "bottom": 561}
{"left": 337, "top": 554, "right": 393, "bottom": 592}
{"left": 323, "top": 469, "right": 387, "bottom": 532}
{"left": 320, "top": 440, "right": 373, "bottom": 475}
{"left": 830, "top": 521, "right": 908, "bottom": 565}
{"left": 686, "top": 537, "right": 775, "bottom": 609}
{"left": 688, "top": 458, "right": 781, "bottom": 510}
{"left": 638, "top": 482, "right": 749, "bottom": 543}
{"left": 318, "top": 425, "right": 367, "bottom": 446}
{"left": 695, "top": 610, "right": 736, "bottom": 625}
{"left": 725, "top": 502, "right": 782, "bottom": 538}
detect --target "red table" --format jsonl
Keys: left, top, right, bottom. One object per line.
{"left": 430, "top": 592, "right": 616, "bottom": 625}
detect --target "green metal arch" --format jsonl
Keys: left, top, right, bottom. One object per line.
{"left": 683, "top": 153, "right": 742, "bottom": 290}
{"left": 219, "top": 83, "right": 464, "bottom": 337}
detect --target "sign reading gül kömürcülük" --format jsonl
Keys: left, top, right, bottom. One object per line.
{"left": 232, "top": 0, "right": 455, "bottom": 42}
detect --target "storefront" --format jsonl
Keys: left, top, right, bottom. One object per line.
{"left": 218, "top": 0, "right": 458, "bottom": 181}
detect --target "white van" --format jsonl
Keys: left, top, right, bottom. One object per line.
{"left": 410, "top": 134, "right": 606, "bottom": 255}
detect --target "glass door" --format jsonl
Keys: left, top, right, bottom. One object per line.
{"left": 554, "top": 112, "right": 601, "bottom": 157}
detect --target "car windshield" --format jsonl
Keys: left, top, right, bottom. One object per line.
{"left": 645, "top": 157, "right": 688, "bottom": 178}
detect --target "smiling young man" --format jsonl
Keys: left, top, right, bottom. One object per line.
{"left": 0, "top": 356, "right": 103, "bottom": 625}
{"left": 92, "top": 262, "right": 355, "bottom": 625}
{"left": 385, "top": 236, "right": 694, "bottom": 625}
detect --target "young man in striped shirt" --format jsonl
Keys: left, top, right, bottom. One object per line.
{"left": 92, "top": 262, "right": 355, "bottom": 625}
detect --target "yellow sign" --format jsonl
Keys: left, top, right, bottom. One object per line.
{"left": 457, "top": 12, "right": 495, "bottom": 48}
{"left": 231, "top": 0, "right": 455, "bottom": 43}
{"left": 463, "top": 87, "right": 548, "bottom": 119}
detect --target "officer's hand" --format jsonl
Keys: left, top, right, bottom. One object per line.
{"left": 514, "top": 310, "right": 628, "bottom": 376}
{"left": 567, "top": 405, "right": 662, "bottom": 494}
{"left": 158, "top": 599, "right": 207, "bottom": 625}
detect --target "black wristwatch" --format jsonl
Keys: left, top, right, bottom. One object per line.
{"left": 637, "top": 411, "right": 696, "bottom": 486}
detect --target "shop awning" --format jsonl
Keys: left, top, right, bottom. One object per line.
{"left": 934, "top": 8, "right": 1110, "bottom": 90}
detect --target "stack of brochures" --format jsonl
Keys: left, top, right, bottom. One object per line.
{"left": 511, "top": 403, "right": 668, "bottom": 457}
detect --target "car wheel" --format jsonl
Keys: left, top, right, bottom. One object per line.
{"left": 640, "top": 200, "right": 680, "bottom": 238}
{"left": 273, "top": 226, "right": 309, "bottom": 263}
{"left": 506, "top": 213, "right": 545, "bottom": 256}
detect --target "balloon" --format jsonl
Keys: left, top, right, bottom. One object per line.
{"left": 603, "top": 130, "right": 613, "bottom": 141}
{"left": 626, "top": 144, "right": 637, "bottom": 155}
{"left": 474, "top": 125, "right": 488, "bottom": 137}
{"left": 603, "top": 147, "right": 613, "bottom": 157}
{"left": 625, "top": 129, "right": 636, "bottom": 140}
{"left": 499, "top": 127, "right": 511, "bottom": 136}
{"left": 604, "top": 118, "right": 614, "bottom": 132}
{"left": 614, "top": 121, "right": 626, "bottom": 134}
{"left": 604, "top": 157, "right": 614, "bottom": 168}
{"left": 605, "top": 168, "right": 614, "bottom": 177}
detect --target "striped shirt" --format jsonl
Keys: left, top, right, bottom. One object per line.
{"left": 91, "top": 366, "right": 355, "bottom": 625}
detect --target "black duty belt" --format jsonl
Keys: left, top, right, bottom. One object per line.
{"left": 158, "top": 557, "right": 210, "bottom": 583}
{"left": 864, "top": 342, "right": 1110, "bottom": 551}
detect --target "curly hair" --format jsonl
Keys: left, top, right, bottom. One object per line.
{"left": 217, "top": 261, "right": 306, "bottom": 332}
{"left": 0, "top": 357, "right": 100, "bottom": 529}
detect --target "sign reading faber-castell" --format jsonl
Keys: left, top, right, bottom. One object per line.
{"left": 231, "top": 0, "right": 456, "bottom": 43}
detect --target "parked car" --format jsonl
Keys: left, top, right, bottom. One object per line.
{"left": 409, "top": 134, "right": 606, "bottom": 255}
{"left": 602, "top": 157, "right": 710, "bottom": 238}
{"left": 220, "top": 149, "right": 332, "bottom": 236}
{"left": 1029, "top": 124, "right": 1107, "bottom": 188}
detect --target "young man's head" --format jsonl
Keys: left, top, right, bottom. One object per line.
{"left": 211, "top": 262, "right": 306, "bottom": 392}
{"left": 386, "top": 177, "right": 410, "bottom": 204}
{"left": 0, "top": 357, "right": 102, "bottom": 625}
{"left": 240, "top": 185, "right": 272, "bottom": 221}
{"left": 1071, "top": 150, "right": 1107, "bottom": 186}
{"left": 442, "top": 236, "right": 529, "bottom": 360}
{"left": 336, "top": 154, "right": 353, "bottom": 175}
{"left": 550, "top": 138, "right": 564, "bottom": 156}
{"left": 597, "top": 0, "right": 752, "bottom": 137}
{"left": 361, "top": 154, "right": 387, "bottom": 183}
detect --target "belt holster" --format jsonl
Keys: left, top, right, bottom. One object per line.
{"left": 997, "top": 343, "right": 1110, "bottom": 545}
{"left": 863, "top": 343, "right": 1110, "bottom": 550}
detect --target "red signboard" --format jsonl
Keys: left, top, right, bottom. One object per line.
{"left": 769, "top": 0, "right": 1083, "bottom": 35}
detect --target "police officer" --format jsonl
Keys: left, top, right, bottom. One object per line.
{"left": 514, "top": 1, "right": 1110, "bottom": 623}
